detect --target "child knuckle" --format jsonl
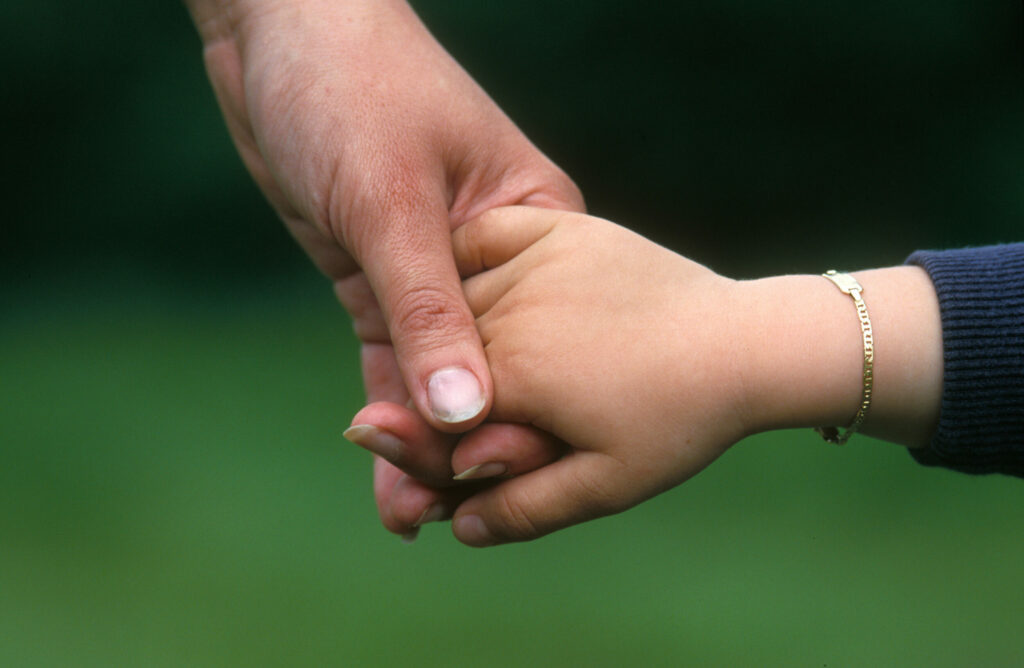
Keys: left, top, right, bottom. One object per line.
{"left": 494, "top": 491, "right": 542, "bottom": 541}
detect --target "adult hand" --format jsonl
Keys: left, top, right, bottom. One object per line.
{"left": 348, "top": 401, "right": 565, "bottom": 538}
{"left": 184, "top": 0, "right": 583, "bottom": 532}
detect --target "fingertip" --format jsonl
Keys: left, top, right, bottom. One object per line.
{"left": 452, "top": 513, "right": 499, "bottom": 548}
{"left": 373, "top": 459, "right": 410, "bottom": 536}
{"left": 348, "top": 426, "right": 405, "bottom": 462}
{"left": 387, "top": 475, "right": 445, "bottom": 532}
{"left": 350, "top": 401, "right": 415, "bottom": 435}
{"left": 350, "top": 400, "right": 469, "bottom": 487}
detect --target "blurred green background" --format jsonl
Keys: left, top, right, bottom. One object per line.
{"left": 3, "top": 1, "right": 1023, "bottom": 665}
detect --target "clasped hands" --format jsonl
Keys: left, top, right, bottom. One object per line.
{"left": 187, "top": 0, "right": 942, "bottom": 549}
{"left": 185, "top": 0, "right": 788, "bottom": 549}
{"left": 347, "top": 207, "right": 750, "bottom": 547}
{"left": 354, "top": 205, "right": 944, "bottom": 547}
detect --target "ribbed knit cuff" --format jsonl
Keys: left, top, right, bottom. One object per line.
{"left": 906, "top": 244, "right": 1024, "bottom": 477}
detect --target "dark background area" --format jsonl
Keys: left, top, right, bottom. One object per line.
{"left": 4, "top": 0, "right": 1021, "bottom": 288}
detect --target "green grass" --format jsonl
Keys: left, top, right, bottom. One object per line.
{"left": 3, "top": 279, "right": 1023, "bottom": 667}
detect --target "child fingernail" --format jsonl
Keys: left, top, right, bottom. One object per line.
{"left": 401, "top": 527, "right": 420, "bottom": 544}
{"left": 343, "top": 424, "right": 403, "bottom": 462}
{"left": 454, "top": 515, "right": 496, "bottom": 547}
{"left": 428, "top": 367, "right": 485, "bottom": 423}
{"left": 415, "top": 504, "right": 446, "bottom": 527}
{"left": 453, "top": 462, "right": 507, "bottom": 481}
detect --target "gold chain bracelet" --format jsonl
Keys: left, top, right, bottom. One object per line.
{"left": 815, "top": 270, "right": 874, "bottom": 445}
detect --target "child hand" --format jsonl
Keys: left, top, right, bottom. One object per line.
{"left": 447, "top": 207, "right": 943, "bottom": 547}
{"left": 447, "top": 207, "right": 753, "bottom": 546}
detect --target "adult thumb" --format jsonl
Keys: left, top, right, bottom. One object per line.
{"left": 359, "top": 206, "right": 493, "bottom": 433}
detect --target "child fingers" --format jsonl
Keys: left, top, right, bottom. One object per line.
{"left": 450, "top": 423, "right": 567, "bottom": 482}
{"left": 460, "top": 262, "right": 524, "bottom": 317}
{"left": 345, "top": 401, "right": 458, "bottom": 488}
{"left": 450, "top": 452, "right": 631, "bottom": 547}
{"left": 452, "top": 205, "right": 563, "bottom": 277}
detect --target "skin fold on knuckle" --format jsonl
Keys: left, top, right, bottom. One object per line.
{"left": 566, "top": 462, "right": 625, "bottom": 520}
{"left": 492, "top": 490, "right": 543, "bottom": 543}
{"left": 387, "top": 283, "right": 476, "bottom": 355}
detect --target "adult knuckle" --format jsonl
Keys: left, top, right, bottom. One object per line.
{"left": 515, "top": 165, "right": 586, "bottom": 214}
{"left": 551, "top": 171, "right": 586, "bottom": 212}
{"left": 389, "top": 284, "right": 470, "bottom": 344}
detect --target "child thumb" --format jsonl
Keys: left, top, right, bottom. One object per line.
{"left": 451, "top": 452, "right": 629, "bottom": 547}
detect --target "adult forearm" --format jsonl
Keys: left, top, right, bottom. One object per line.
{"left": 184, "top": 0, "right": 255, "bottom": 44}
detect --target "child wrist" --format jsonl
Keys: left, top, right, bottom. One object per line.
{"left": 733, "top": 275, "right": 870, "bottom": 437}
{"left": 814, "top": 271, "right": 874, "bottom": 445}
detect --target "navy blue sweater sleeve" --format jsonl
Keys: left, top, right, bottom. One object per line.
{"left": 905, "top": 244, "right": 1024, "bottom": 476}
